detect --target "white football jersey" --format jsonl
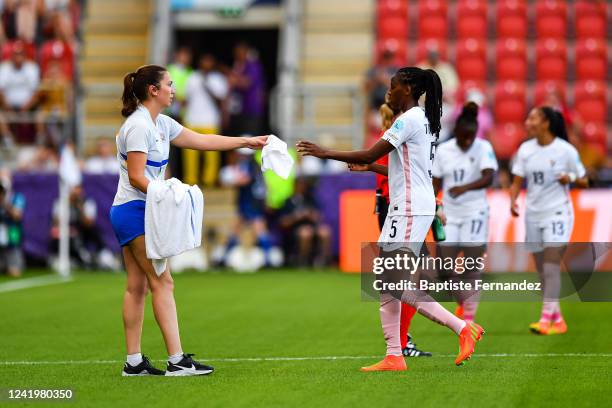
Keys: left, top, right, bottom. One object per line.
{"left": 512, "top": 138, "right": 586, "bottom": 219}
{"left": 382, "top": 107, "right": 437, "bottom": 216}
{"left": 432, "top": 138, "right": 498, "bottom": 216}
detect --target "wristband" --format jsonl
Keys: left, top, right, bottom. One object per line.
{"left": 567, "top": 172, "right": 577, "bottom": 183}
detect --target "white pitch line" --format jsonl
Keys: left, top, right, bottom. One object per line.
{"left": 1, "top": 353, "right": 611, "bottom": 366}
{"left": 0, "top": 275, "right": 73, "bottom": 294}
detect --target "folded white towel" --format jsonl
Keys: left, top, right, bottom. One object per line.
{"left": 261, "top": 134, "right": 294, "bottom": 179}
{"left": 145, "top": 178, "right": 204, "bottom": 276}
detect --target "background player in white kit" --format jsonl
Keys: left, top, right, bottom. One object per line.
{"left": 510, "top": 106, "right": 588, "bottom": 335}
{"left": 297, "top": 67, "right": 484, "bottom": 372}
{"left": 432, "top": 102, "right": 498, "bottom": 323}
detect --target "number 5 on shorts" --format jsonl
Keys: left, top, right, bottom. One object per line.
{"left": 389, "top": 219, "right": 398, "bottom": 238}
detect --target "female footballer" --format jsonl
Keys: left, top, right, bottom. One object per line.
{"left": 432, "top": 102, "right": 498, "bottom": 323}
{"left": 510, "top": 107, "right": 588, "bottom": 335}
{"left": 297, "top": 67, "right": 484, "bottom": 371}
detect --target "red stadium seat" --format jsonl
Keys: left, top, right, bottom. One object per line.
{"left": 534, "top": 81, "right": 567, "bottom": 106}
{"left": 378, "top": 16, "right": 409, "bottom": 40}
{"left": 492, "top": 123, "right": 526, "bottom": 160}
{"left": 377, "top": 0, "right": 409, "bottom": 19}
{"left": 574, "top": 81, "right": 607, "bottom": 123}
{"left": 419, "top": 15, "right": 447, "bottom": 39}
{"left": 496, "top": 38, "right": 527, "bottom": 80}
{"left": 456, "top": 38, "right": 487, "bottom": 81}
{"left": 535, "top": 39, "right": 567, "bottom": 81}
{"left": 582, "top": 122, "right": 607, "bottom": 146}
{"left": 456, "top": 80, "right": 487, "bottom": 104}
{"left": 415, "top": 38, "right": 448, "bottom": 63}
{"left": 575, "top": 39, "right": 607, "bottom": 81}
{"left": 575, "top": 1, "right": 607, "bottom": 39}
{"left": 418, "top": 0, "right": 448, "bottom": 39}
{"left": 1, "top": 40, "right": 36, "bottom": 61}
{"left": 496, "top": 0, "right": 528, "bottom": 38}
{"left": 456, "top": 0, "right": 488, "bottom": 38}
{"left": 376, "top": 38, "right": 408, "bottom": 65}
{"left": 419, "top": 0, "right": 447, "bottom": 16}
{"left": 494, "top": 81, "right": 527, "bottom": 123}
{"left": 535, "top": 0, "right": 567, "bottom": 38}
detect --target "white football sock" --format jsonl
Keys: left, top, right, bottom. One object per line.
{"left": 168, "top": 352, "right": 184, "bottom": 364}
{"left": 126, "top": 352, "right": 143, "bottom": 366}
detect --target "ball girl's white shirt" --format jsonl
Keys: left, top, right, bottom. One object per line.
{"left": 113, "top": 105, "right": 183, "bottom": 206}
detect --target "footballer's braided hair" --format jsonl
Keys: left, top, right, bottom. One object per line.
{"left": 395, "top": 67, "right": 443, "bottom": 137}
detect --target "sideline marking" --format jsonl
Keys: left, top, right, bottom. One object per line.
{"left": 1, "top": 353, "right": 611, "bottom": 365}
{"left": 0, "top": 275, "right": 73, "bottom": 294}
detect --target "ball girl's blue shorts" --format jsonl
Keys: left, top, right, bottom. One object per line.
{"left": 109, "top": 200, "right": 145, "bottom": 247}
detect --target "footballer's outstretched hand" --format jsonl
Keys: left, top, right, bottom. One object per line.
{"left": 296, "top": 140, "right": 327, "bottom": 158}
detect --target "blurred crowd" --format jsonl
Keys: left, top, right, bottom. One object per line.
{"left": 0, "top": 40, "right": 336, "bottom": 276}
{"left": 166, "top": 42, "right": 333, "bottom": 272}
{"left": 364, "top": 44, "right": 611, "bottom": 188}
{"left": 0, "top": 0, "right": 83, "bottom": 276}
{"left": 0, "top": 0, "right": 80, "bottom": 152}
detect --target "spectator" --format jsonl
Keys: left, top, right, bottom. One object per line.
{"left": 35, "top": 58, "right": 71, "bottom": 146}
{"left": 16, "top": 0, "right": 37, "bottom": 42}
{"left": 40, "top": 34, "right": 74, "bottom": 80}
{"left": 227, "top": 42, "right": 265, "bottom": 135}
{"left": 39, "top": 2, "right": 76, "bottom": 47}
{"left": 418, "top": 46, "right": 459, "bottom": 102}
{"left": 365, "top": 48, "right": 398, "bottom": 110}
{"left": 1, "top": 0, "right": 38, "bottom": 42}
{"left": 166, "top": 46, "right": 192, "bottom": 121}
{"left": 0, "top": 172, "right": 25, "bottom": 277}
{"left": 0, "top": 40, "right": 40, "bottom": 146}
{"left": 278, "top": 177, "right": 331, "bottom": 267}
{"left": 16, "top": 141, "right": 57, "bottom": 170}
{"left": 183, "top": 53, "right": 228, "bottom": 187}
{"left": 84, "top": 138, "right": 120, "bottom": 174}
{"left": 219, "top": 148, "right": 274, "bottom": 263}
{"left": 50, "top": 185, "right": 105, "bottom": 269}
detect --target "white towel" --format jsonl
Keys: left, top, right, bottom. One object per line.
{"left": 261, "top": 134, "right": 294, "bottom": 179}
{"left": 145, "top": 178, "right": 204, "bottom": 276}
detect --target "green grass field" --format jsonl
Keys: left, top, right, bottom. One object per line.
{"left": 1, "top": 269, "right": 611, "bottom": 407}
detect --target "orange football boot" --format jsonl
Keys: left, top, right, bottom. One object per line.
{"left": 360, "top": 355, "right": 407, "bottom": 372}
{"left": 529, "top": 321, "right": 552, "bottom": 335}
{"left": 455, "top": 322, "right": 485, "bottom": 366}
{"left": 547, "top": 319, "right": 568, "bottom": 335}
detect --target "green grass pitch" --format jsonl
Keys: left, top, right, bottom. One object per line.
{"left": 1, "top": 269, "right": 611, "bottom": 407}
